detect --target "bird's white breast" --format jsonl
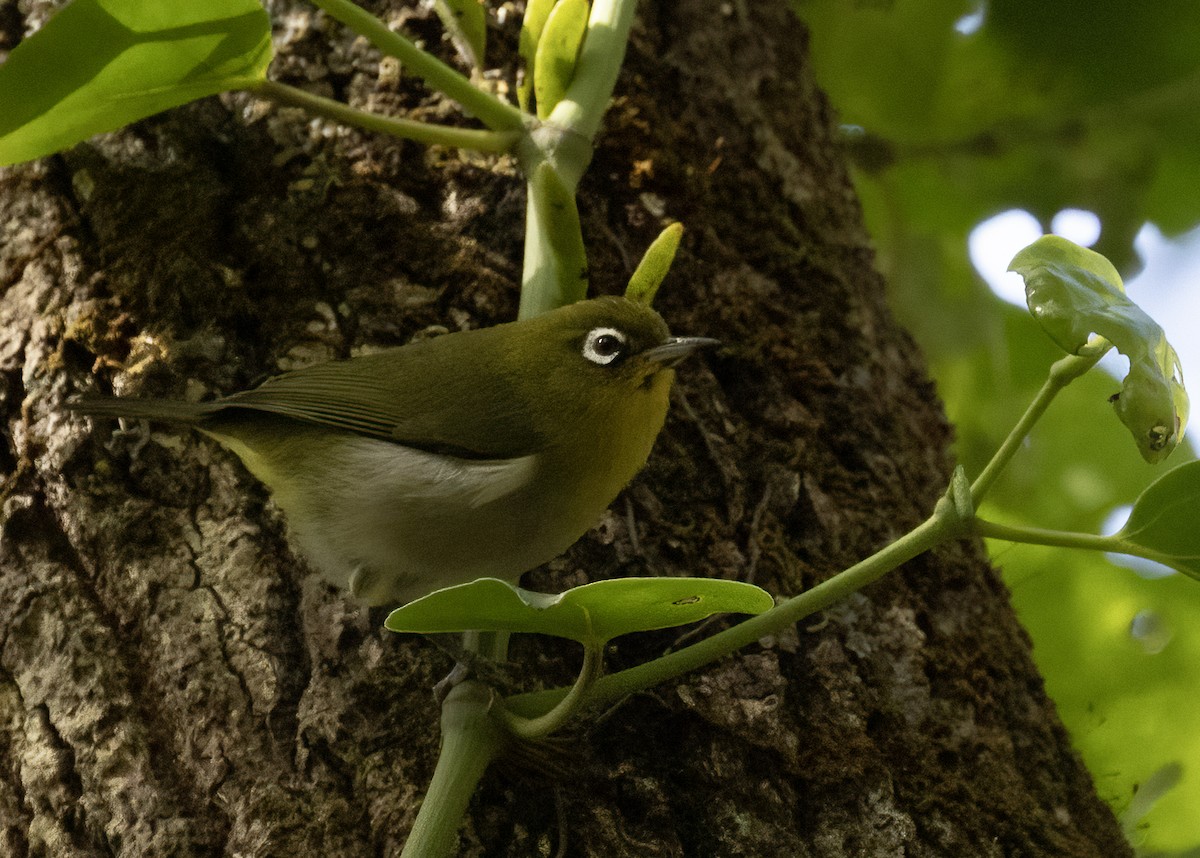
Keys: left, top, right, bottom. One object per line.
{"left": 237, "top": 432, "right": 563, "bottom": 605}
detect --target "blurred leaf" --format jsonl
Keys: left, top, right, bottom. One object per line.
{"left": 0, "top": 0, "right": 271, "bottom": 166}
{"left": 518, "top": 0, "right": 558, "bottom": 112}
{"left": 985, "top": 0, "right": 1200, "bottom": 97}
{"left": 626, "top": 222, "right": 683, "bottom": 306}
{"left": 384, "top": 577, "right": 774, "bottom": 645}
{"left": 1001, "top": 548, "right": 1200, "bottom": 854}
{"left": 1117, "top": 461, "right": 1200, "bottom": 579}
{"left": 533, "top": 0, "right": 589, "bottom": 120}
{"left": 794, "top": 0, "right": 1200, "bottom": 249}
{"left": 433, "top": 0, "right": 487, "bottom": 71}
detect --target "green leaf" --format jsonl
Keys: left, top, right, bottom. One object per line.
{"left": 384, "top": 577, "right": 775, "bottom": 645}
{"left": 626, "top": 223, "right": 683, "bottom": 306}
{"left": 518, "top": 0, "right": 559, "bottom": 112}
{"left": 1008, "top": 235, "right": 1126, "bottom": 354}
{"left": 533, "top": 0, "right": 589, "bottom": 120}
{"left": 1116, "top": 460, "right": 1200, "bottom": 579}
{"left": 433, "top": 0, "right": 487, "bottom": 71}
{"left": 1008, "top": 235, "right": 1189, "bottom": 463}
{"left": 0, "top": 0, "right": 272, "bottom": 167}
{"left": 1115, "top": 346, "right": 1190, "bottom": 465}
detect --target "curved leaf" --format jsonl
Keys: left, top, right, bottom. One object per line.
{"left": 626, "top": 223, "right": 683, "bottom": 306}
{"left": 532, "top": 0, "right": 589, "bottom": 120}
{"left": 1116, "top": 460, "right": 1200, "bottom": 580}
{"left": 0, "top": 0, "right": 272, "bottom": 167}
{"left": 384, "top": 577, "right": 775, "bottom": 645}
{"left": 1009, "top": 235, "right": 1126, "bottom": 353}
{"left": 1008, "top": 235, "right": 1189, "bottom": 463}
{"left": 518, "top": 0, "right": 559, "bottom": 112}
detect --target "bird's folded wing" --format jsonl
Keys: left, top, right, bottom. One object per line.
{"left": 221, "top": 371, "right": 404, "bottom": 438}
{"left": 214, "top": 344, "right": 547, "bottom": 460}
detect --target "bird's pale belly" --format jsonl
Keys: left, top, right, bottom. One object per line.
{"left": 237, "top": 432, "right": 633, "bottom": 606}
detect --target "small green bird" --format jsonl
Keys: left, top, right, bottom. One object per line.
{"left": 72, "top": 297, "right": 716, "bottom": 606}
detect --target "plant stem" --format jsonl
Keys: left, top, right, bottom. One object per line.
{"left": 308, "top": 0, "right": 528, "bottom": 132}
{"left": 505, "top": 495, "right": 969, "bottom": 718}
{"left": 515, "top": 0, "right": 638, "bottom": 317}
{"left": 972, "top": 518, "right": 1118, "bottom": 552}
{"left": 400, "top": 681, "right": 506, "bottom": 858}
{"left": 970, "top": 350, "right": 1106, "bottom": 505}
{"left": 545, "top": 0, "right": 638, "bottom": 141}
{"left": 495, "top": 643, "right": 602, "bottom": 739}
{"left": 250, "top": 80, "right": 520, "bottom": 153}
{"left": 518, "top": 163, "right": 589, "bottom": 319}
{"left": 972, "top": 517, "right": 1178, "bottom": 567}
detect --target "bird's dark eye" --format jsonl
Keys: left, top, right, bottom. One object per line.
{"left": 593, "top": 334, "right": 622, "bottom": 356}
{"left": 582, "top": 327, "right": 628, "bottom": 365}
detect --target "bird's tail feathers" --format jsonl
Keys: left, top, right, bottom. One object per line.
{"left": 67, "top": 394, "right": 217, "bottom": 426}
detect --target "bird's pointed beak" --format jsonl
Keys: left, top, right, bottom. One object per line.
{"left": 644, "top": 336, "right": 720, "bottom": 367}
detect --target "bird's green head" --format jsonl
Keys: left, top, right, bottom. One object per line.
{"left": 524, "top": 296, "right": 714, "bottom": 388}
{"left": 506, "top": 296, "right": 717, "bottom": 443}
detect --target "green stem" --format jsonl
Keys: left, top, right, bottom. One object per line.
{"left": 308, "top": 0, "right": 528, "bottom": 132}
{"left": 518, "top": 192, "right": 551, "bottom": 321}
{"left": 462, "top": 629, "right": 510, "bottom": 661}
{"left": 970, "top": 350, "right": 1106, "bottom": 505}
{"left": 506, "top": 495, "right": 969, "bottom": 718}
{"left": 495, "top": 643, "right": 602, "bottom": 739}
{"left": 251, "top": 80, "right": 520, "bottom": 153}
{"left": 972, "top": 517, "right": 1117, "bottom": 552}
{"left": 545, "top": 0, "right": 638, "bottom": 141}
{"left": 972, "top": 517, "right": 1178, "bottom": 567}
{"left": 518, "top": 163, "right": 589, "bottom": 319}
{"left": 400, "top": 681, "right": 506, "bottom": 858}
{"left": 513, "top": 0, "right": 638, "bottom": 316}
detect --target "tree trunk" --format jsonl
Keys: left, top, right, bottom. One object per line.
{"left": 0, "top": 1, "right": 1131, "bottom": 855}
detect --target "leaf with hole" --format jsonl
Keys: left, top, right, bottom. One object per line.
{"left": 384, "top": 577, "right": 775, "bottom": 645}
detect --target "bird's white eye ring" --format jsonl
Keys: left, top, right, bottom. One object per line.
{"left": 582, "top": 327, "right": 628, "bottom": 365}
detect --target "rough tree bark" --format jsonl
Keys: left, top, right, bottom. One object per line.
{"left": 0, "top": 0, "right": 1131, "bottom": 856}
